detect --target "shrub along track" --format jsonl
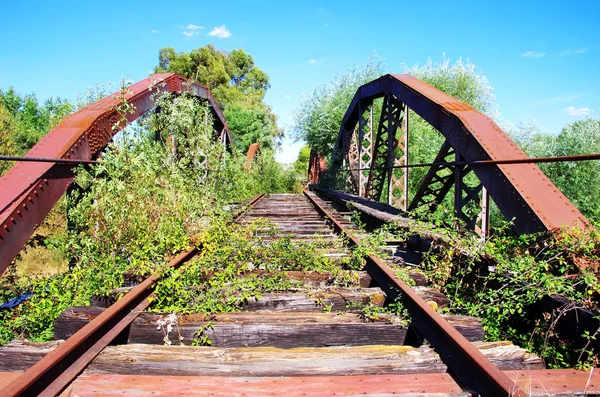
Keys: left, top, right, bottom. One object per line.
{"left": 0, "top": 192, "right": 597, "bottom": 396}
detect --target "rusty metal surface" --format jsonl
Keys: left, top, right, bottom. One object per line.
{"left": 232, "top": 193, "right": 265, "bottom": 221}
{"left": 59, "top": 373, "right": 463, "bottom": 396}
{"left": 53, "top": 369, "right": 600, "bottom": 396}
{"left": 342, "top": 152, "right": 600, "bottom": 171}
{"left": 307, "top": 148, "right": 327, "bottom": 183}
{"left": 0, "top": 155, "right": 98, "bottom": 165}
{"left": 334, "top": 74, "right": 588, "bottom": 235}
{"left": 0, "top": 73, "right": 229, "bottom": 277}
{"left": 1, "top": 247, "right": 198, "bottom": 397}
{"left": 244, "top": 142, "right": 261, "bottom": 170}
{"left": 304, "top": 190, "right": 527, "bottom": 397}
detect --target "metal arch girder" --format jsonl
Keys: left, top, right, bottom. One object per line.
{"left": 0, "top": 73, "right": 230, "bottom": 276}
{"left": 244, "top": 143, "right": 261, "bottom": 170}
{"left": 333, "top": 74, "right": 588, "bottom": 235}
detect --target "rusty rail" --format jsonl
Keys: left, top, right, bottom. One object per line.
{"left": 303, "top": 190, "right": 526, "bottom": 397}
{"left": 1, "top": 248, "right": 197, "bottom": 397}
{"left": 339, "top": 152, "right": 600, "bottom": 172}
{"left": 0, "top": 156, "right": 99, "bottom": 165}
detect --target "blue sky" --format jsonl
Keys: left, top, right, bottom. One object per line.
{"left": 1, "top": 1, "right": 598, "bottom": 163}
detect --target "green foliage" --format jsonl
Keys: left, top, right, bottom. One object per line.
{"left": 154, "top": 44, "right": 281, "bottom": 153}
{"left": 224, "top": 102, "right": 279, "bottom": 152}
{"left": 0, "top": 104, "right": 17, "bottom": 175}
{"left": 401, "top": 57, "right": 496, "bottom": 210}
{"left": 293, "top": 54, "right": 386, "bottom": 156}
{"left": 0, "top": 88, "right": 297, "bottom": 344}
{"left": 512, "top": 118, "right": 600, "bottom": 223}
{"left": 293, "top": 145, "right": 311, "bottom": 177}
{"left": 403, "top": 56, "right": 496, "bottom": 114}
{"left": 383, "top": 215, "right": 600, "bottom": 368}
{"left": 150, "top": 219, "right": 346, "bottom": 316}
{"left": 0, "top": 88, "right": 74, "bottom": 156}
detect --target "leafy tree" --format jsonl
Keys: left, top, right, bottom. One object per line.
{"left": 0, "top": 88, "right": 74, "bottom": 156}
{"left": 224, "top": 103, "right": 279, "bottom": 152}
{"left": 513, "top": 118, "right": 600, "bottom": 223}
{"left": 293, "top": 54, "right": 386, "bottom": 156}
{"left": 0, "top": 104, "right": 17, "bottom": 175}
{"left": 294, "top": 145, "right": 311, "bottom": 176}
{"left": 154, "top": 45, "right": 279, "bottom": 153}
{"left": 401, "top": 56, "right": 495, "bottom": 203}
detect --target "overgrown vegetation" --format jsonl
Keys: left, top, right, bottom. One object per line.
{"left": 0, "top": 85, "right": 298, "bottom": 345}
{"left": 512, "top": 118, "right": 600, "bottom": 223}
{"left": 293, "top": 54, "right": 386, "bottom": 156}
{"left": 155, "top": 44, "right": 282, "bottom": 154}
{"left": 0, "top": 88, "right": 73, "bottom": 175}
{"left": 294, "top": 54, "right": 600, "bottom": 226}
{"left": 363, "top": 216, "right": 600, "bottom": 369}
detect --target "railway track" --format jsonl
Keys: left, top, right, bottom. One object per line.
{"left": 0, "top": 192, "right": 597, "bottom": 396}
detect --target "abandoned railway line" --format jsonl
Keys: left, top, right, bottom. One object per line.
{"left": 0, "top": 192, "right": 596, "bottom": 396}
{"left": 0, "top": 72, "right": 599, "bottom": 396}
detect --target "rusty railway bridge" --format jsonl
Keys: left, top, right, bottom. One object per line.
{"left": 0, "top": 73, "right": 597, "bottom": 396}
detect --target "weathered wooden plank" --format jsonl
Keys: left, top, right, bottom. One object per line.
{"left": 241, "top": 288, "right": 386, "bottom": 312}
{"left": 83, "top": 341, "right": 543, "bottom": 376}
{"left": 54, "top": 309, "right": 483, "bottom": 347}
{"left": 0, "top": 340, "right": 62, "bottom": 372}
{"left": 235, "top": 270, "right": 371, "bottom": 288}
{"left": 55, "top": 309, "right": 408, "bottom": 347}
{"left": 413, "top": 286, "right": 451, "bottom": 308}
{"left": 90, "top": 271, "right": 369, "bottom": 307}
{"left": 85, "top": 286, "right": 390, "bottom": 332}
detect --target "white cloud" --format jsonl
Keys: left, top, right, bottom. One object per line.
{"left": 182, "top": 31, "right": 195, "bottom": 37}
{"left": 186, "top": 24, "right": 203, "bottom": 30}
{"left": 564, "top": 106, "right": 593, "bottom": 116}
{"left": 560, "top": 47, "right": 589, "bottom": 57}
{"left": 521, "top": 51, "right": 546, "bottom": 59}
{"left": 309, "top": 59, "right": 317, "bottom": 64}
{"left": 544, "top": 93, "right": 584, "bottom": 104}
{"left": 151, "top": 29, "right": 158, "bottom": 34}
{"left": 208, "top": 25, "right": 231, "bottom": 39}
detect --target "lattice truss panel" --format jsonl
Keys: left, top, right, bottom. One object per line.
{"left": 363, "top": 95, "right": 407, "bottom": 207}
{"left": 409, "top": 141, "right": 489, "bottom": 236}
{"left": 330, "top": 74, "right": 587, "bottom": 237}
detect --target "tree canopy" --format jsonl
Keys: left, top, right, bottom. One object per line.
{"left": 513, "top": 117, "right": 600, "bottom": 223}
{"left": 0, "top": 89, "right": 74, "bottom": 175}
{"left": 154, "top": 45, "right": 280, "bottom": 153}
{"left": 292, "top": 54, "right": 386, "bottom": 156}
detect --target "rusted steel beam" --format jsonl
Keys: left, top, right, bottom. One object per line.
{"left": 0, "top": 73, "right": 230, "bottom": 277}
{"left": 303, "top": 190, "right": 527, "bottom": 397}
{"left": 244, "top": 143, "right": 261, "bottom": 170}
{"left": 233, "top": 193, "right": 265, "bottom": 221}
{"left": 0, "top": 155, "right": 98, "bottom": 165}
{"left": 342, "top": 152, "right": 600, "bottom": 171}
{"left": 307, "top": 149, "right": 326, "bottom": 184}
{"left": 333, "top": 74, "right": 589, "bottom": 235}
